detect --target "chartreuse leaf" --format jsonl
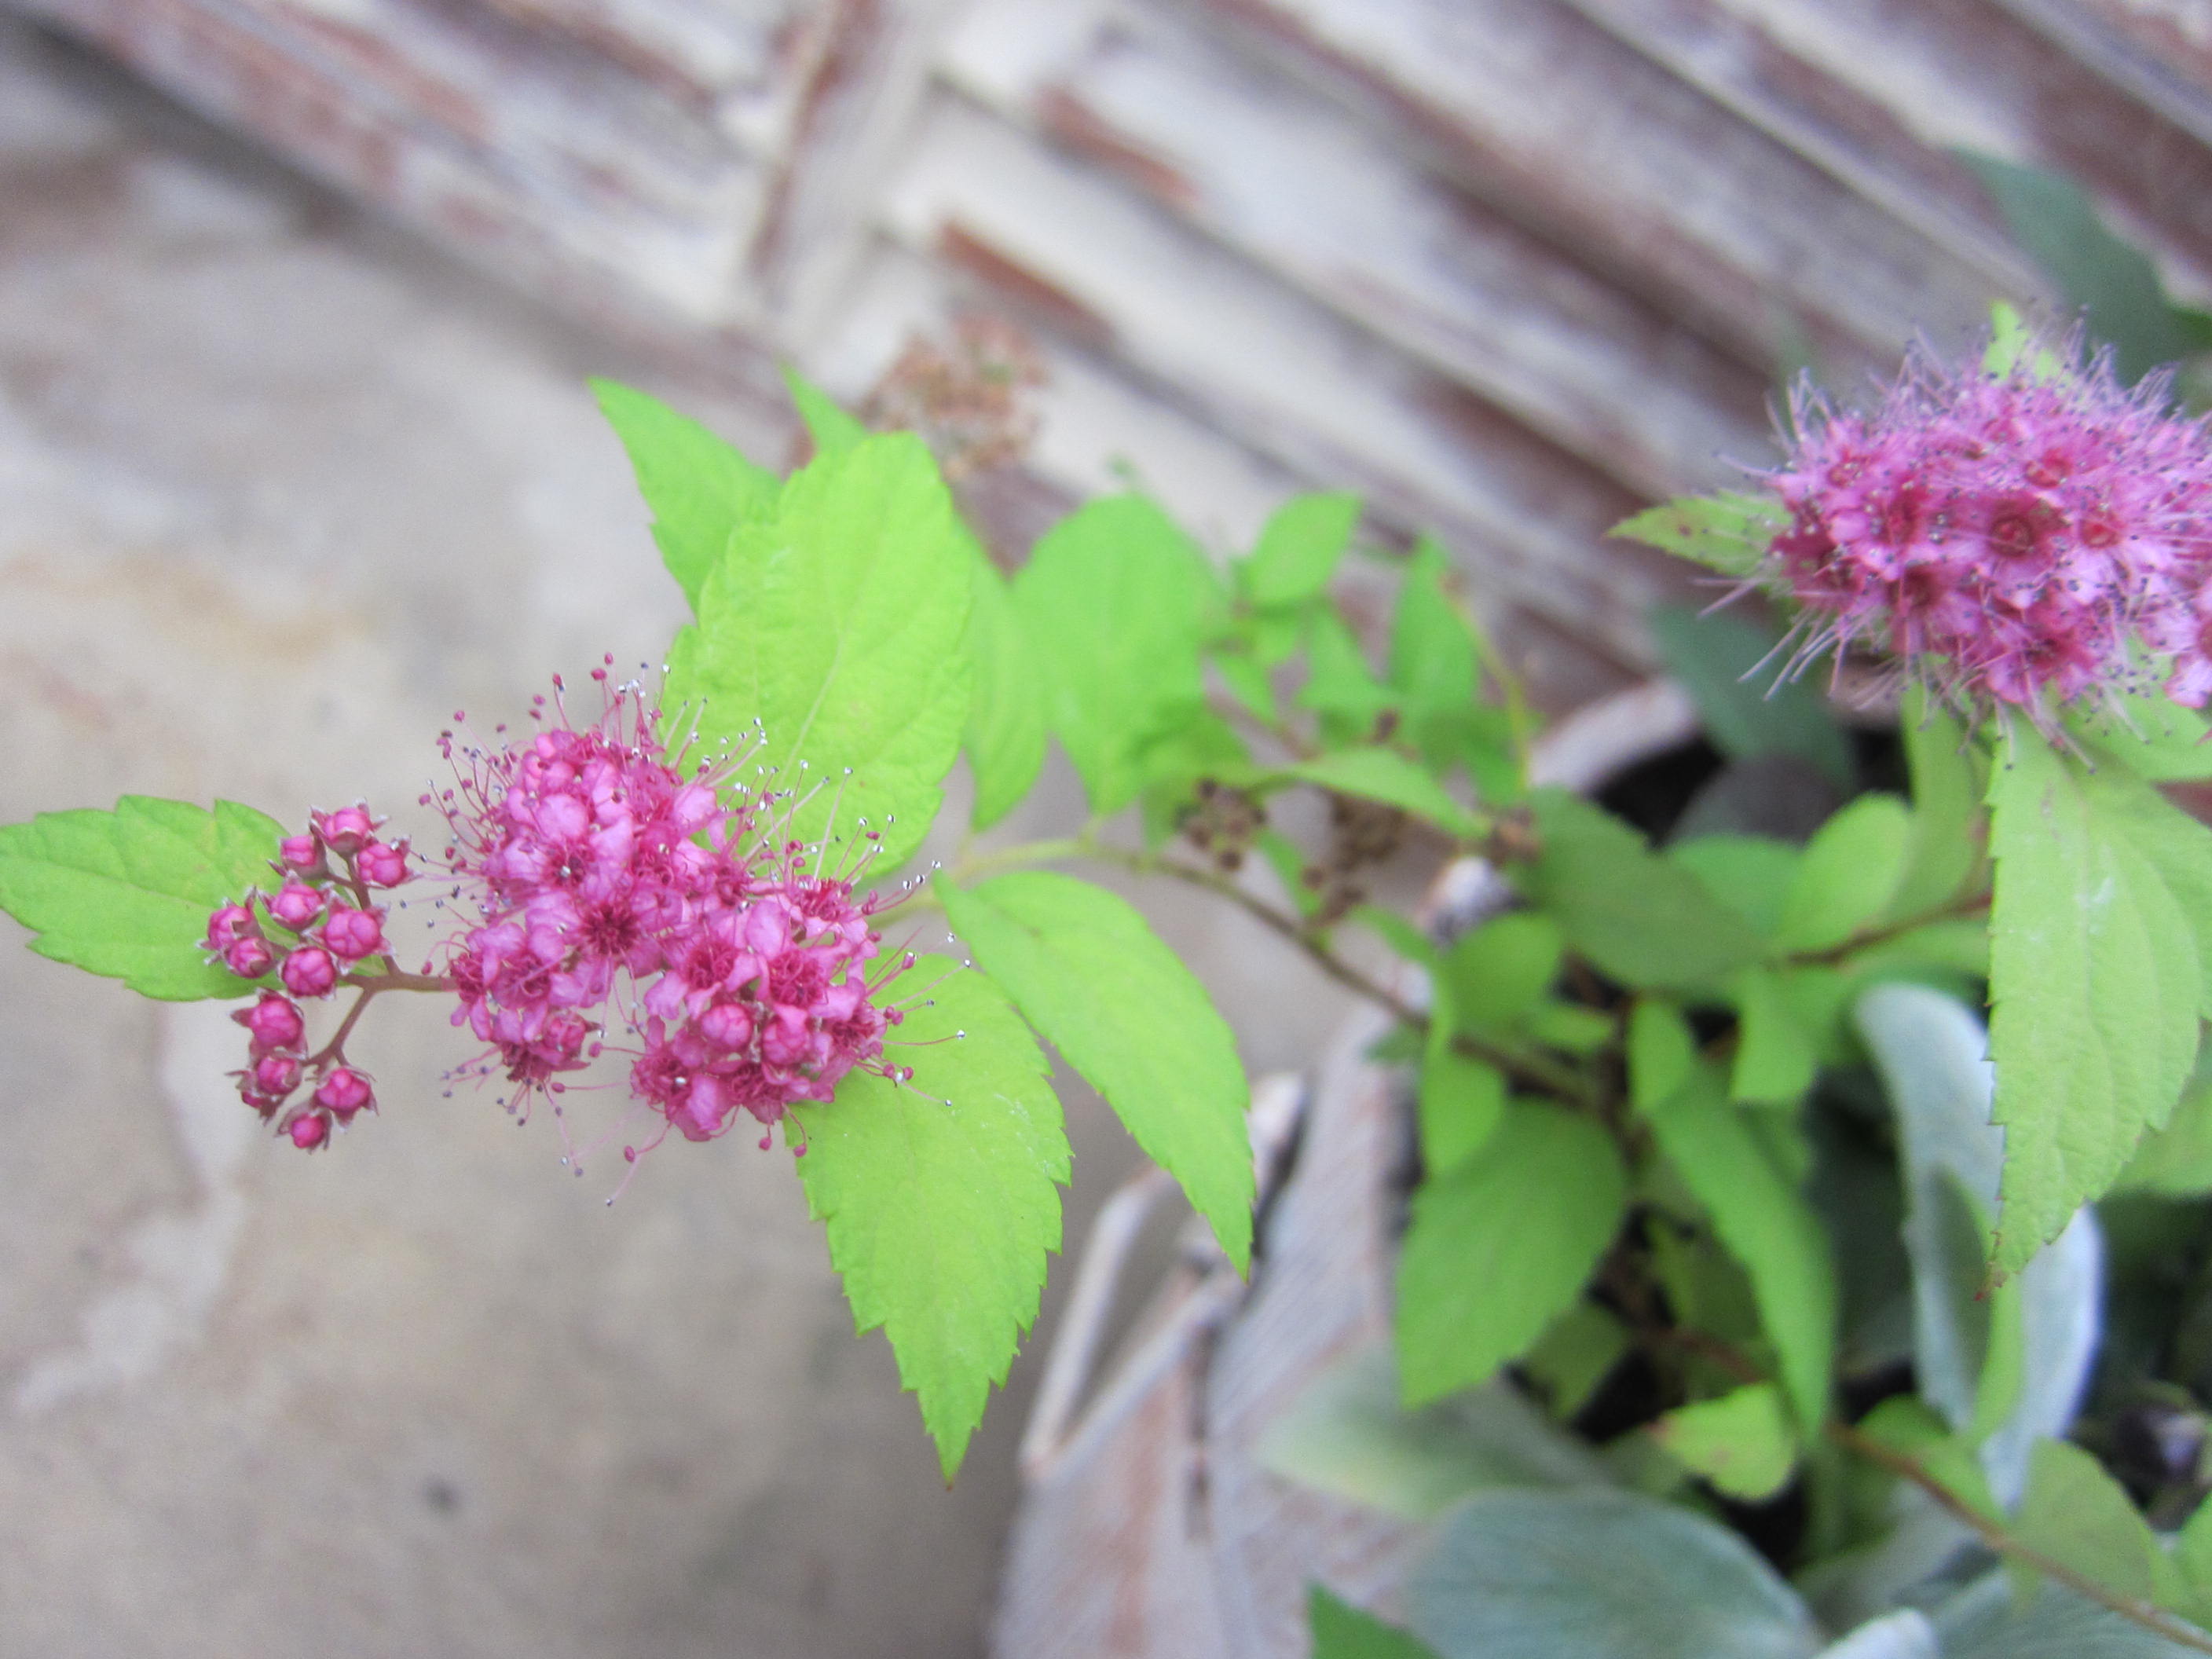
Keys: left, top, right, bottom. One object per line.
{"left": 2012, "top": 1439, "right": 2183, "bottom": 1611}
{"left": 1647, "top": 606, "right": 1853, "bottom": 789}
{"left": 2174, "top": 1492, "right": 2212, "bottom": 1617}
{"left": 1650, "top": 1382, "right": 1797, "bottom": 1501}
{"left": 1774, "top": 794, "right": 1912, "bottom": 954}
{"left": 1390, "top": 539, "right": 1477, "bottom": 721}
{"left": 2071, "top": 693, "right": 2212, "bottom": 783}
{"left": 1299, "top": 606, "right": 1397, "bottom": 744}
{"left": 1671, "top": 836, "right": 1801, "bottom": 940}
{"left": 782, "top": 364, "right": 869, "bottom": 455}
{"left": 1015, "top": 496, "right": 1219, "bottom": 816}
{"left": 793, "top": 958, "right": 1068, "bottom": 1480}
{"left": 1513, "top": 791, "right": 1765, "bottom": 991}
{"left": 1644, "top": 1064, "right": 1837, "bottom": 1433}
{"left": 1441, "top": 911, "right": 1562, "bottom": 1030}
{"left": 2119, "top": 1053, "right": 2212, "bottom": 1193}
{"left": 1396, "top": 1101, "right": 1628, "bottom": 1406}
{"left": 1628, "top": 999, "right": 1698, "bottom": 1114}
{"left": 1278, "top": 748, "right": 1480, "bottom": 839}
{"left": 1987, "top": 733, "right": 2204, "bottom": 1275}
{"left": 961, "top": 538, "right": 1046, "bottom": 830}
{"left": 591, "top": 379, "right": 776, "bottom": 613}
{"left": 1889, "top": 689, "right": 1986, "bottom": 921}
{"left": 1408, "top": 1489, "right": 1825, "bottom": 1659}
{"left": 939, "top": 872, "right": 1253, "bottom": 1269}
{"left": 0, "top": 797, "right": 288, "bottom": 999}
{"left": 1419, "top": 1016, "right": 1504, "bottom": 1177}
{"left": 1611, "top": 492, "right": 1782, "bottom": 578}
{"left": 1523, "top": 1300, "right": 1632, "bottom": 1419}
{"left": 1730, "top": 968, "right": 1819, "bottom": 1107}
{"left": 665, "top": 433, "right": 971, "bottom": 869}
{"left": 1259, "top": 1345, "right": 1606, "bottom": 1522}
{"left": 1855, "top": 1397, "right": 1999, "bottom": 1520}
{"left": 1309, "top": 1586, "right": 1445, "bottom": 1659}
{"left": 1246, "top": 491, "right": 1361, "bottom": 608}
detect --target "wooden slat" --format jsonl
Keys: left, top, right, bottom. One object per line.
{"left": 941, "top": 0, "right": 1771, "bottom": 500}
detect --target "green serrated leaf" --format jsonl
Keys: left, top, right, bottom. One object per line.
{"left": 591, "top": 379, "right": 778, "bottom": 613}
{"left": 1514, "top": 791, "right": 1767, "bottom": 991}
{"left": 1277, "top": 748, "right": 1479, "bottom": 840}
{"left": 1644, "top": 1064, "right": 1837, "bottom": 1433}
{"left": 2071, "top": 693, "right": 2212, "bottom": 782}
{"left": 665, "top": 432, "right": 972, "bottom": 869}
{"left": 1441, "top": 911, "right": 1564, "bottom": 1031}
{"left": 791, "top": 960, "right": 1068, "bottom": 1480}
{"left": 1015, "top": 496, "right": 1220, "bottom": 817}
{"left": 1671, "top": 835, "right": 1803, "bottom": 939}
{"left": 2118, "top": 1051, "right": 2212, "bottom": 1194}
{"left": 1730, "top": 967, "right": 1819, "bottom": 1107}
{"left": 1390, "top": 539, "right": 1482, "bottom": 771}
{"left": 782, "top": 364, "right": 870, "bottom": 456}
{"left": 0, "top": 797, "right": 289, "bottom": 999}
{"left": 940, "top": 871, "right": 1253, "bottom": 1269}
{"left": 1776, "top": 794, "right": 1912, "bottom": 954}
{"left": 1396, "top": 1101, "right": 1628, "bottom": 1406}
{"left": 1213, "top": 647, "right": 1279, "bottom": 724}
{"left": 1310, "top": 1584, "right": 1447, "bottom": 1659}
{"left": 1246, "top": 491, "right": 1361, "bottom": 608}
{"left": 1650, "top": 1382, "right": 1799, "bottom": 1502}
{"left": 1298, "top": 606, "right": 1397, "bottom": 745}
{"left": 1987, "top": 734, "right": 2203, "bottom": 1274}
{"left": 1648, "top": 606, "right": 1854, "bottom": 789}
{"left": 1611, "top": 492, "right": 1782, "bottom": 578}
{"left": 962, "top": 539, "right": 1046, "bottom": 830}
{"left": 2012, "top": 1439, "right": 2177, "bottom": 1610}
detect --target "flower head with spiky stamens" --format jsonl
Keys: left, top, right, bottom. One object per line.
{"left": 1760, "top": 330, "right": 2212, "bottom": 723}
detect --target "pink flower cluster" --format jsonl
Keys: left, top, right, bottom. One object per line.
{"left": 206, "top": 805, "right": 411, "bottom": 1148}
{"left": 1765, "top": 333, "right": 2212, "bottom": 713}
{"left": 430, "top": 667, "right": 906, "bottom": 1155}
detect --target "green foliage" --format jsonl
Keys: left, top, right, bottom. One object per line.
{"left": 1959, "top": 153, "right": 2201, "bottom": 386}
{"left": 1730, "top": 968, "right": 1820, "bottom": 1107}
{"left": 1672, "top": 835, "right": 1802, "bottom": 940}
{"left": 782, "top": 364, "right": 870, "bottom": 456}
{"left": 1014, "top": 496, "right": 1220, "bottom": 816}
{"left": 2012, "top": 1439, "right": 2185, "bottom": 1612}
{"left": 1418, "top": 1041, "right": 1504, "bottom": 1177}
{"left": 1407, "top": 1489, "right": 1826, "bottom": 1659}
{"left": 1298, "top": 605, "right": 1398, "bottom": 744}
{"left": 1775, "top": 795, "right": 1912, "bottom": 954}
{"left": 1650, "top": 1382, "right": 1798, "bottom": 1502}
{"left": 1647, "top": 606, "right": 1854, "bottom": 789}
{"left": 665, "top": 433, "right": 972, "bottom": 868}
{"left": 1628, "top": 998, "right": 1698, "bottom": 1114}
{"left": 939, "top": 871, "right": 1254, "bottom": 1270}
{"left": 1440, "top": 911, "right": 1563, "bottom": 1030}
{"left": 0, "top": 797, "right": 289, "bottom": 999}
{"left": 1259, "top": 1345, "right": 1606, "bottom": 1522}
{"left": 961, "top": 541, "right": 1046, "bottom": 830}
{"left": 1514, "top": 790, "right": 1766, "bottom": 990}
{"left": 2119, "top": 1055, "right": 2212, "bottom": 1193}
{"left": 1888, "top": 690, "right": 1986, "bottom": 921}
{"left": 792, "top": 959, "right": 1068, "bottom": 1479}
{"left": 1277, "top": 748, "right": 1480, "bottom": 839}
{"left": 1611, "top": 493, "right": 1781, "bottom": 578}
{"left": 1244, "top": 491, "right": 1361, "bottom": 608}
{"left": 1643, "top": 1064, "right": 1837, "bottom": 1432}
{"left": 1309, "top": 1586, "right": 1446, "bottom": 1659}
{"left": 1396, "top": 1101, "right": 1628, "bottom": 1405}
{"left": 592, "top": 379, "right": 778, "bottom": 613}
{"left": 1522, "top": 1301, "right": 1632, "bottom": 1419}
{"left": 1986, "top": 732, "right": 2207, "bottom": 1274}
{"left": 2071, "top": 694, "right": 2212, "bottom": 783}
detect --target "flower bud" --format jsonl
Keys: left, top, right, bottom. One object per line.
{"left": 355, "top": 838, "right": 412, "bottom": 888}
{"left": 233, "top": 991, "right": 306, "bottom": 1051}
{"left": 251, "top": 1052, "right": 302, "bottom": 1097}
{"left": 205, "top": 903, "right": 256, "bottom": 952}
{"left": 266, "top": 880, "right": 325, "bottom": 931}
{"left": 313, "top": 1067, "right": 374, "bottom": 1121}
{"left": 288, "top": 1113, "right": 329, "bottom": 1151}
{"left": 313, "top": 807, "right": 377, "bottom": 857}
{"left": 279, "top": 833, "right": 327, "bottom": 877}
{"left": 223, "top": 936, "right": 276, "bottom": 980}
{"left": 698, "top": 998, "right": 754, "bottom": 1052}
{"left": 280, "top": 944, "right": 339, "bottom": 999}
{"left": 321, "top": 904, "right": 386, "bottom": 962}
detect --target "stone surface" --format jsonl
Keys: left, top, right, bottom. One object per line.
{"left": 0, "top": 20, "right": 1363, "bottom": 1655}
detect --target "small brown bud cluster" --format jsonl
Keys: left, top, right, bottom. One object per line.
{"left": 863, "top": 315, "right": 1048, "bottom": 479}
{"left": 1299, "top": 795, "right": 1408, "bottom": 925}
{"left": 1179, "top": 778, "right": 1265, "bottom": 874}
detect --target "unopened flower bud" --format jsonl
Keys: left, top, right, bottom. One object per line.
{"left": 205, "top": 903, "right": 256, "bottom": 952}
{"left": 266, "top": 880, "right": 324, "bottom": 931}
{"left": 233, "top": 991, "right": 306, "bottom": 1051}
{"left": 223, "top": 936, "right": 276, "bottom": 980}
{"left": 289, "top": 1113, "right": 329, "bottom": 1151}
{"left": 313, "top": 1067, "right": 374, "bottom": 1121}
{"left": 279, "top": 833, "right": 327, "bottom": 877}
{"left": 251, "top": 1052, "right": 302, "bottom": 1097}
{"left": 321, "top": 904, "right": 385, "bottom": 962}
{"left": 280, "top": 944, "right": 339, "bottom": 999}
{"left": 313, "top": 807, "right": 377, "bottom": 857}
{"left": 355, "top": 838, "right": 411, "bottom": 888}
{"left": 698, "top": 998, "right": 754, "bottom": 1051}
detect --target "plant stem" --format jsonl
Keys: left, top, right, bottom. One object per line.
{"left": 1828, "top": 1420, "right": 2212, "bottom": 1654}
{"left": 1788, "top": 890, "right": 1991, "bottom": 969}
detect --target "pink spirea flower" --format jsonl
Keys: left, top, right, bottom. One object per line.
{"left": 1764, "top": 333, "right": 2212, "bottom": 714}
{"left": 430, "top": 666, "right": 908, "bottom": 1152}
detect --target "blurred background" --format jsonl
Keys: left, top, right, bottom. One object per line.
{"left": 4, "top": 0, "right": 2212, "bottom": 1654}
